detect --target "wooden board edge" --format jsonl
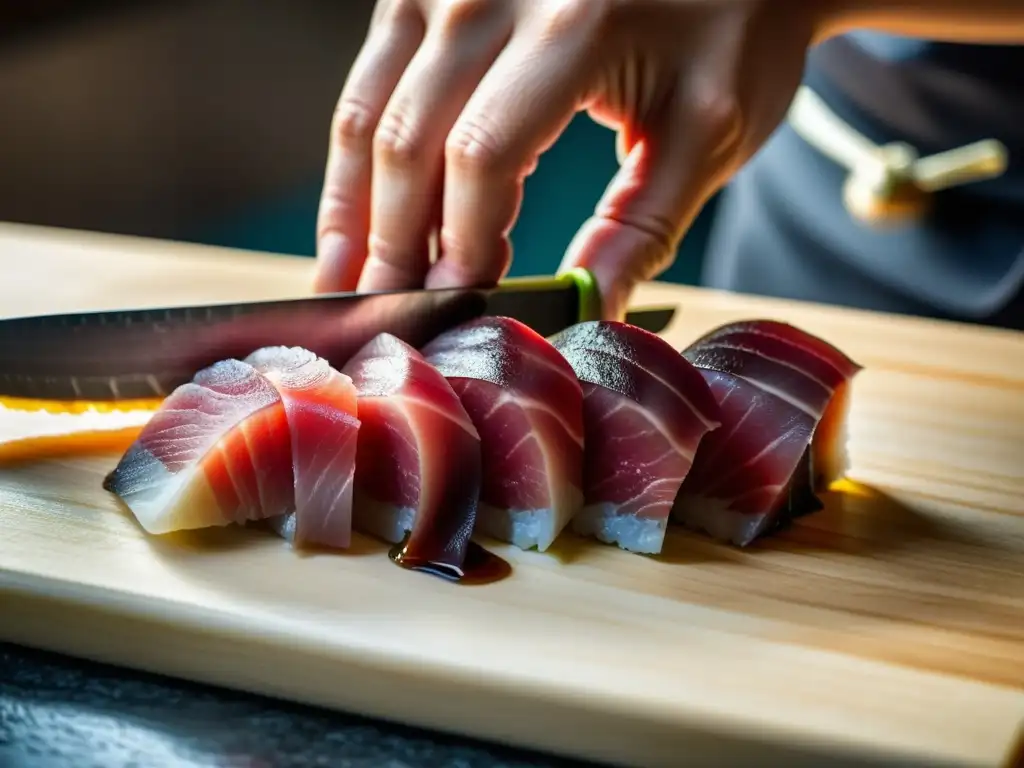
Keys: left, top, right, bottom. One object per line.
{"left": 0, "top": 220, "right": 310, "bottom": 266}
{"left": 1002, "top": 725, "right": 1024, "bottom": 768}
{"left": 640, "top": 279, "right": 1024, "bottom": 345}
{"left": 0, "top": 573, "right": 954, "bottom": 768}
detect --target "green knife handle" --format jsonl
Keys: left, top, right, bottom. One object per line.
{"left": 500, "top": 267, "right": 603, "bottom": 324}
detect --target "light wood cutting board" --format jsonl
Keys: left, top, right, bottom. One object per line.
{"left": 1, "top": 222, "right": 1022, "bottom": 768}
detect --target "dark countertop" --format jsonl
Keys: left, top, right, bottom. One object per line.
{"left": 0, "top": 642, "right": 592, "bottom": 768}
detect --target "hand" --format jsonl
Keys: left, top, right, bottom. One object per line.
{"left": 313, "top": 0, "right": 825, "bottom": 319}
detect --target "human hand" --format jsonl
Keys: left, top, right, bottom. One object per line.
{"left": 313, "top": 0, "right": 826, "bottom": 319}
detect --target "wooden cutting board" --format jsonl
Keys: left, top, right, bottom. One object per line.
{"left": 1, "top": 222, "right": 1022, "bottom": 768}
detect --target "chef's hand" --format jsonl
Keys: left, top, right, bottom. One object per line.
{"left": 313, "top": 0, "right": 825, "bottom": 319}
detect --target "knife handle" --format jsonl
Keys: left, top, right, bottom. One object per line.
{"left": 499, "top": 267, "right": 603, "bottom": 324}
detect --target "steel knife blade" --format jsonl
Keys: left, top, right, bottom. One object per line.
{"left": 0, "top": 270, "right": 675, "bottom": 402}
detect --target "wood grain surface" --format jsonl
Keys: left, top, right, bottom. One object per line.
{"left": 1, "top": 222, "right": 1022, "bottom": 768}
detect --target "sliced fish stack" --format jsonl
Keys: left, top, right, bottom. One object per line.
{"left": 103, "top": 312, "right": 863, "bottom": 577}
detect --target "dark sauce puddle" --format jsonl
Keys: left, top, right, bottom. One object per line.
{"left": 388, "top": 537, "right": 512, "bottom": 585}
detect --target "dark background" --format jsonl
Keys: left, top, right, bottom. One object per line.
{"left": 0, "top": 0, "right": 716, "bottom": 282}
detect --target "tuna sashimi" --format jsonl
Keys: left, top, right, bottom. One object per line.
{"left": 672, "top": 320, "right": 862, "bottom": 546}
{"left": 103, "top": 358, "right": 293, "bottom": 534}
{"left": 421, "top": 317, "right": 584, "bottom": 552}
{"left": 548, "top": 321, "right": 721, "bottom": 554}
{"left": 244, "top": 346, "right": 360, "bottom": 550}
{"left": 341, "top": 333, "right": 481, "bottom": 579}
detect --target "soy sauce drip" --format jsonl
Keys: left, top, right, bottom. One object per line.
{"left": 388, "top": 536, "right": 511, "bottom": 585}
{"left": 458, "top": 542, "right": 513, "bottom": 584}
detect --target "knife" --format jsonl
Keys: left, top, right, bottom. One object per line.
{"left": 0, "top": 268, "right": 676, "bottom": 403}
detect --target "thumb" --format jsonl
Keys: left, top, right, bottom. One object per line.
{"left": 559, "top": 101, "right": 734, "bottom": 321}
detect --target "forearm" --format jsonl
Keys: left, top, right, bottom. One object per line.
{"left": 820, "top": 0, "right": 1024, "bottom": 43}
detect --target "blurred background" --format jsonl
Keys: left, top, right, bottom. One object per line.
{"left": 0, "top": 0, "right": 718, "bottom": 284}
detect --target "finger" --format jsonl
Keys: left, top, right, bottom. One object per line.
{"left": 314, "top": 2, "right": 426, "bottom": 294}
{"left": 427, "top": 5, "right": 603, "bottom": 290}
{"left": 585, "top": 62, "right": 653, "bottom": 166}
{"left": 587, "top": 110, "right": 634, "bottom": 167}
{"left": 358, "top": 1, "right": 515, "bottom": 292}
{"left": 559, "top": 91, "right": 742, "bottom": 320}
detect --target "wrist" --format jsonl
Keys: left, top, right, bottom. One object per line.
{"left": 803, "top": 0, "right": 1024, "bottom": 43}
{"left": 789, "top": 0, "right": 862, "bottom": 43}
{"left": 805, "top": 0, "right": 870, "bottom": 39}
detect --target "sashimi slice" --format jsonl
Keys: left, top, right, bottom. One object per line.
{"left": 244, "top": 346, "right": 360, "bottom": 550}
{"left": 421, "top": 316, "right": 584, "bottom": 552}
{"left": 341, "top": 333, "right": 481, "bottom": 578}
{"left": 673, "top": 319, "right": 862, "bottom": 546}
{"left": 103, "top": 359, "right": 293, "bottom": 535}
{"left": 548, "top": 321, "right": 721, "bottom": 554}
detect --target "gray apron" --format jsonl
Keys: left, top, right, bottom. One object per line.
{"left": 702, "top": 33, "right": 1024, "bottom": 331}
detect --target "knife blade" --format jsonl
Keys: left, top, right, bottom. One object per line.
{"left": 0, "top": 269, "right": 675, "bottom": 402}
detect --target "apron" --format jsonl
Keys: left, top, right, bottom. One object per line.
{"left": 701, "top": 33, "right": 1024, "bottom": 331}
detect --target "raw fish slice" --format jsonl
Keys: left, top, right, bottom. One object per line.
{"left": 244, "top": 346, "right": 361, "bottom": 550}
{"left": 103, "top": 359, "right": 293, "bottom": 534}
{"left": 421, "top": 317, "right": 584, "bottom": 552}
{"left": 341, "top": 333, "right": 481, "bottom": 578}
{"left": 549, "top": 321, "right": 721, "bottom": 554}
{"left": 686, "top": 320, "right": 861, "bottom": 485}
{"left": 673, "top": 319, "right": 862, "bottom": 546}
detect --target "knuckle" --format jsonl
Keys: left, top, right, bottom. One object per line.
{"left": 374, "top": 0, "right": 420, "bottom": 27}
{"left": 367, "top": 233, "right": 431, "bottom": 283}
{"left": 703, "top": 95, "right": 743, "bottom": 138}
{"left": 332, "top": 96, "right": 378, "bottom": 148}
{"left": 437, "top": 227, "right": 470, "bottom": 266}
{"left": 690, "top": 83, "right": 744, "bottom": 142}
{"left": 317, "top": 185, "right": 367, "bottom": 241}
{"left": 619, "top": 211, "right": 679, "bottom": 251}
{"left": 435, "top": 0, "right": 493, "bottom": 36}
{"left": 374, "top": 108, "right": 427, "bottom": 168}
{"left": 366, "top": 234, "right": 405, "bottom": 269}
{"left": 317, "top": 191, "right": 360, "bottom": 233}
{"left": 539, "top": 0, "right": 609, "bottom": 37}
{"left": 445, "top": 117, "right": 507, "bottom": 176}
{"left": 438, "top": 226, "right": 484, "bottom": 264}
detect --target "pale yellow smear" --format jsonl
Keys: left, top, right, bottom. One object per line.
{"left": 0, "top": 399, "right": 157, "bottom": 463}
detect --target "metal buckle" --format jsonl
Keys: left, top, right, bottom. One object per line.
{"left": 786, "top": 85, "right": 1009, "bottom": 227}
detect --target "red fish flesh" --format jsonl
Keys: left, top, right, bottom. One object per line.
{"left": 244, "top": 346, "right": 360, "bottom": 550}
{"left": 548, "top": 321, "right": 721, "bottom": 554}
{"left": 341, "top": 333, "right": 481, "bottom": 578}
{"left": 672, "top": 320, "right": 862, "bottom": 545}
{"left": 421, "top": 316, "right": 584, "bottom": 552}
{"left": 103, "top": 358, "right": 293, "bottom": 534}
